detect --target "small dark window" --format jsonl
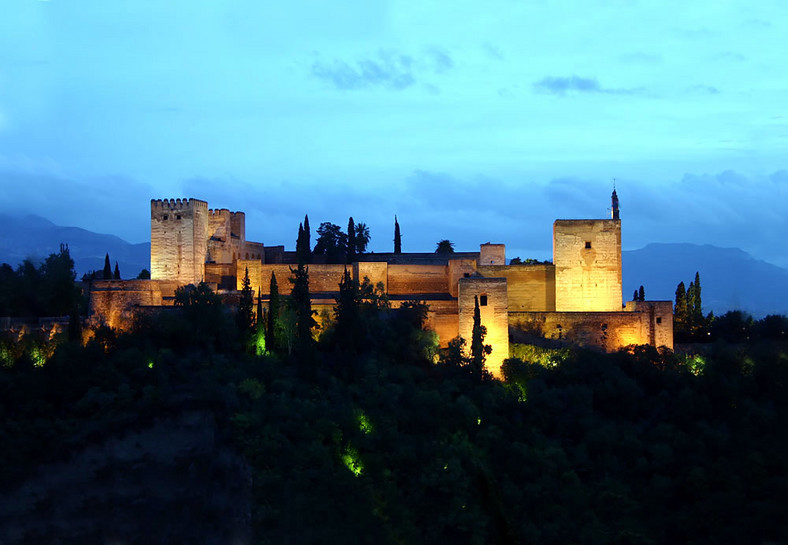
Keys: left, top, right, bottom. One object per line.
{"left": 162, "top": 215, "right": 168, "bottom": 221}
{"left": 656, "top": 317, "right": 662, "bottom": 324}
{"left": 176, "top": 214, "right": 182, "bottom": 220}
{"left": 480, "top": 295, "right": 488, "bottom": 306}
{"left": 463, "top": 273, "right": 470, "bottom": 278}
{"left": 585, "top": 241, "right": 592, "bottom": 249}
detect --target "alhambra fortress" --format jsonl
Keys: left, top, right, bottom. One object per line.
{"left": 89, "top": 191, "right": 673, "bottom": 378}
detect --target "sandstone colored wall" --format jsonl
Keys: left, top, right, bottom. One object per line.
{"left": 510, "top": 305, "right": 673, "bottom": 352}
{"left": 477, "top": 264, "right": 556, "bottom": 312}
{"left": 479, "top": 243, "right": 505, "bottom": 266}
{"left": 554, "top": 219, "right": 622, "bottom": 312}
{"left": 625, "top": 300, "right": 674, "bottom": 348}
{"left": 458, "top": 277, "right": 509, "bottom": 379}
{"left": 388, "top": 264, "right": 448, "bottom": 295}
{"left": 447, "top": 259, "right": 478, "bottom": 298}
{"left": 354, "top": 262, "right": 388, "bottom": 291}
{"left": 151, "top": 199, "right": 208, "bottom": 285}
{"left": 89, "top": 280, "right": 165, "bottom": 330}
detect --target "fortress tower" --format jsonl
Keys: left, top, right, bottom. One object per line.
{"left": 553, "top": 190, "right": 622, "bottom": 312}
{"left": 150, "top": 198, "right": 209, "bottom": 285}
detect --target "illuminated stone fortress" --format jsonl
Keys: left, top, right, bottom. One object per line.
{"left": 90, "top": 191, "right": 673, "bottom": 378}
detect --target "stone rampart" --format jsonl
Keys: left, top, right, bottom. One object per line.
{"left": 479, "top": 243, "right": 505, "bottom": 266}
{"left": 89, "top": 280, "right": 165, "bottom": 330}
{"left": 354, "top": 262, "right": 388, "bottom": 290}
{"left": 477, "top": 264, "right": 556, "bottom": 312}
{"left": 388, "top": 264, "right": 448, "bottom": 295}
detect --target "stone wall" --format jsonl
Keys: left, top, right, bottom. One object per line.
{"left": 625, "top": 300, "right": 674, "bottom": 348}
{"left": 554, "top": 219, "right": 622, "bottom": 312}
{"left": 151, "top": 199, "right": 208, "bottom": 285}
{"left": 447, "top": 259, "right": 478, "bottom": 298}
{"left": 89, "top": 280, "right": 166, "bottom": 330}
{"left": 458, "top": 277, "right": 509, "bottom": 379}
{"left": 510, "top": 304, "right": 674, "bottom": 352}
{"left": 477, "top": 264, "right": 555, "bottom": 312}
{"left": 354, "top": 262, "right": 388, "bottom": 291}
{"left": 388, "top": 264, "right": 448, "bottom": 295}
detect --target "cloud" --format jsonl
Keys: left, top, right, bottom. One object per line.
{"left": 685, "top": 84, "right": 720, "bottom": 95}
{"left": 532, "top": 75, "right": 643, "bottom": 96}
{"left": 311, "top": 48, "right": 454, "bottom": 91}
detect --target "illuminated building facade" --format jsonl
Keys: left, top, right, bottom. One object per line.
{"left": 90, "top": 190, "right": 673, "bottom": 378}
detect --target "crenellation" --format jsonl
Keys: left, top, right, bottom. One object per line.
{"left": 94, "top": 190, "right": 672, "bottom": 379}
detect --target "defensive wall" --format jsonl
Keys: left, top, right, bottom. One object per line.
{"left": 90, "top": 192, "right": 674, "bottom": 379}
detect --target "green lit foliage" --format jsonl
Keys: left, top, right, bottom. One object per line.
{"left": 267, "top": 272, "right": 280, "bottom": 353}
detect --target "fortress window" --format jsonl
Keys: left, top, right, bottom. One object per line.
{"left": 162, "top": 215, "right": 168, "bottom": 221}
{"left": 480, "top": 295, "right": 488, "bottom": 306}
{"left": 656, "top": 317, "right": 662, "bottom": 324}
{"left": 176, "top": 214, "right": 182, "bottom": 220}
{"left": 463, "top": 273, "right": 470, "bottom": 278}
{"left": 585, "top": 241, "right": 592, "bottom": 249}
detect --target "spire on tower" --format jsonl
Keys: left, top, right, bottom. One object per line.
{"left": 611, "top": 181, "right": 620, "bottom": 220}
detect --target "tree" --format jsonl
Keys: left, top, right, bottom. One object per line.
{"left": 103, "top": 253, "right": 112, "bottom": 280}
{"left": 114, "top": 262, "right": 121, "bottom": 280}
{"left": 267, "top": 272, "right": 280, "bottom": 353}
{"left": 314, "top": 222, "right": 347, "bottom": 263}
{"left": 691, "top": 272, "right": 703, "bottom": 329}
{"left": 633, "top": 290, "right": 639, "bottom": 302}
{"left": 675, "top": 281, "right": 687, "bottom": 327}
{"left": 137, "top": 269, "right": 151, "bottom": 279}
{"left": 334, "top": 268, "right": 361, "bottom": 354}
{"left": 347, "top": 217, "right": 356, "bottom": 264}
{"left": 236, "top": 267, "right": 255, "bottom": 339}
{"left": 509, "top": 257, "right": 523, "bottom": 265}
{"left": 394, "top": 216, "right": 402, "bottom": 254}
{"left": 303, "top": 214, "right": 311, "bottom": 262}
{"left": 470, "top": 295, "right": 492, "bottom": 379}
{"left": 355, "top": 222, "right": 370, "bottom": 254}
{"left": 289, "top": 263, "right": 317, "bottom": 358}
{"left": 638, "top": 285, "right": 645, "bottom": 301}
{"left": 255, "top": 288, "right": 266, "bottom": 355}
{"left": 435, "top": 240, "right": 455, "bottom": 254}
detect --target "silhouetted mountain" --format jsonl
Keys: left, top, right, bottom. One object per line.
{"left": 624, "top": 243, "right": 788, "bottom": 318}
{"left": 0, "top": 214, "right": 149, "bottom": 279}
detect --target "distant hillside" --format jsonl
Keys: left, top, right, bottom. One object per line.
{"left": 0, "top": 214, "right": 149, "bottom": 279}
{"left": 624, "top": 243, "right": 788, "bottom": 318}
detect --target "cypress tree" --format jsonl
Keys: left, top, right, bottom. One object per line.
{"left": 289, "top": 263, "right": 317, "bottom": 360}
{"left": 470, "top": 295, "right": 491, "bottom": 379}
{"left": 675, "top": 281, "right": 687, "bottom": 329}
{"left": 236, "top": 267, "right": 255, "bottom": 339}
{"left": 114, "top": 262, "right": 121, "bottom": 280}
{"left": 347, "top": 217, "right": 356, "bottom": 264}
{"left": 394, "top": 215, "right": 402, "bottom": 254}
{"left": 267, "top": 272, "right": 280, "bottom": 353}
{"left": 334, "top": 268, "right": 360, "bottom": 355}
{"left": 638, "top": 285, "right": 645, "bottom": 301}
{"left": 304, "top": 215, "right": 312, "bottom": 263}
{"left": 256, "top": 288, "right": 266, "bottom": 354}
{"left": 103, "top": 253, "right": 112, "bottom": 280}
{"left": 633, "top": 290, "right": 639, "bottom": 302}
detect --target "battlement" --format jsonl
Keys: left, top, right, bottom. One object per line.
{"left": 151, "top": 198, "right": 208, "bottom": 212}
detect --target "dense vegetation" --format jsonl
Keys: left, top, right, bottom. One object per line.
{"left": 2, "top": 255, "right": 788, "bottom": 543}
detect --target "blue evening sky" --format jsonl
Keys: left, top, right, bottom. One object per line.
{"left": 1, "top": 0, "right": 787, "bottom": 266}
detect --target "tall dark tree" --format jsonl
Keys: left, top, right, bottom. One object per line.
{"left": 267, "top": 272, "right": 280, "bottom": 353}
{"left": 394, "top": 215, "right": 402, "bottom": 254}
{"left": 638, "top": 285, "right": 645, "bottom": 301}
{"left": 103, "top": 253, "right": 112, "bottom": 280}
{"left": 354, "top": 222, "right": 370, "bottom": 254}
{"left": 691, "top": 271, "right": 703, "bottom": 327}
{"left": 313, "top": 222, "right": 347, "bottom": 263}
{"left": 296, "top": 223, "right": 308, "bottom": 266}
{"left": 347, "top": 217, "right": 357, "bottom": 264}
{"left": 633, "top": 290, "right": 639, "bottom": 302}
{"left": 435, "top": 240, "right": 455, "bottom": 254}
{"left": 289, "top": 263, "right": 317, "bottom": 358}
{"left": 334, "top": 268, "right": 361, "bottom": 355}
{"left": 236, "top": 267, "right": 256, "bottom": 339}
{"left": 470, "top": 295, "right": 492, "bottom": 379}
{"left": 114, "top": 262, "right": 121, "bottom": 280}
{"left": 303, "top": 214, "right": 311, "bottom": 263}
{"left": 256, "top": 288, "right": 266, "bottom": 354}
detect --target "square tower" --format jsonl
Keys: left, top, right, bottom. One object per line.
{"left": 150, "top": 198, "right": 209, "bottom": 285}
{"left": 553, "top": 219, "right": 622, "bottom": 311}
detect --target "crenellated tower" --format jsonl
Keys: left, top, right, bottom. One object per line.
{"left": 150, "top": 198, "right": 209, "bottom": 285}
